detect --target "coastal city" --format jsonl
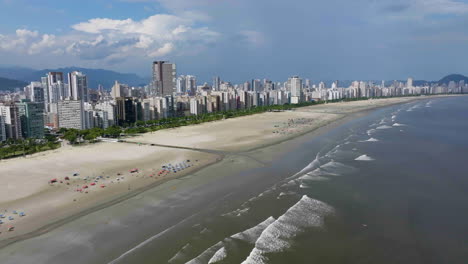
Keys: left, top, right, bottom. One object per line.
{"left": 1, "top": 60, "right": 467, "bottom": 143}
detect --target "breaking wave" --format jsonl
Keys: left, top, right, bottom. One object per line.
{"left": 355, "top": 155, "right": 374, "bottom": 161}
{"left": 361, "top": 137, "right": 379, "bottom": 142}
{"left": 185, "top": 217, "right": 276, "bottom": 264}
{"left": 241, "top": 196, "right": 334, "bottom": 264}
{"left": 392, "top": 123, "right": 406, "bottom": 127}
{"left": 376, "top": 125, "right": 392, "bottom": 130}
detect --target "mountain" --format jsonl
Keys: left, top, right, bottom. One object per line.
{"left": 438, "top": 74, "right": 468, "bottom": 85}
{"left": 0, "top": 67, "right": 149, "bottom": 90}
{"left": 0, "top": 77, "right": 28, "bottom": 91}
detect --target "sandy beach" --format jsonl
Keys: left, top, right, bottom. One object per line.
{"left": 0, "top": 96, "right": 446, "bottom": 242}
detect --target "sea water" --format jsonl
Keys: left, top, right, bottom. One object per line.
{"left": 23, "top": 96, "right": 465, "bottom": 264}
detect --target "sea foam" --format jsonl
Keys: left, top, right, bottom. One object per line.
{"left": 186, "top": 217, "right": 275, "bottom": 264}
{"left": 376, "top": 125, "right": 392, "bottom": 130}
{"left": 392, "top": 123, "right": 406, "bottom": 127}
{"left": 241, "top": 196, "right": 334, "bottom": 264}
{"left": 355, "top": 155, "right": 374, "bottom": 161}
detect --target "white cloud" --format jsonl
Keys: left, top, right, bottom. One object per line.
{"left": 149, "top": 42, "right": 174, "bottom": 57}
{"left": 0, "top": 12, "right": 220, "bottom": 63}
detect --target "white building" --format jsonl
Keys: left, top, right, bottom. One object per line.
{"left": 68, "top": 71, "right": 89, "bottom": 102}
{"left": 0, "top": 104, "right": 22, "bottom": 140}
{"left": 289, "top": 76, "right": 303, "bottom": 104}
{"left": 176, "top": 76, "right": 187, "bottom": 94}
{"left": 58, "top": 100, "right": 85, "bottom": 129}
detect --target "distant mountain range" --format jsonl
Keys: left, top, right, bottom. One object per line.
{"left": 0, "top": 67, "right": 149, "bottom": 90}
{"left": 0, "top": 77, "right": 28, "bottom": 92}
{"left": 438, "top": 74, "right": 468, "bottom": 85}
{"left": 0, "top": 65, "right": 466, "bottom": 92}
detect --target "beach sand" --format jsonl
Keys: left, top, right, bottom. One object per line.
{"left": 0, "top": 96, "right": 440, "bottom": 241}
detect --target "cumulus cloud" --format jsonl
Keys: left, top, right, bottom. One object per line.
{"left": 0, "top": 12, "right": 219, "bottom": 63}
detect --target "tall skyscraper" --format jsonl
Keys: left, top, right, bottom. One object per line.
{"left": 407, "top": 77, "right": 414, "bottom": 88}
{"left": 213, "top": 76, "right": 221, "bottom": 91}
{"left": 47, "top": 72, "right": 65, "bottom": 103}
{"left": 0, "top": 116, "right": 6, "bottom": 142}
{"left": 29, "top": 82, "right": 45, "bottom": 102}
{"left": 68, "top": 71, "right": 89, "bottom": 102}
{"left": 186, "top": 75, "right": 197, "bottom": 94}
{"left": 17, "top": 100, "right": 45, "bottom": 139}
{"left": 289, "top": 76, "right": 303, "bottom": 104}
{"left": 0, "top": 103, "right": 22, "bottom": 140}
{"left": 152, "top": 61, "right": 176, "bottom": 96}
{"left": 176, "top": 75, "right": 187, "bottom": 94}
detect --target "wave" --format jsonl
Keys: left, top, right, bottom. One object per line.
{"left": 185, "top": 217, "right": 275, "bottom": 264}
{"left": 376, "top": 125, "right": 392, "bottom": 130}
{"left": 222, "top": 207, "right": 250, "bottom": 217}
{"left": 360, "top": 137, "right": 379, "bottom": 142}
{"left": 392, "top": 123, "right": 406, "bottom": 127}
{"left": 299, "top": 174, "right": 329, "bottom": 182}
{"left": 241, "top": 196, "right": 334, "bottom": 264}
{"left": 391, "top": 115, "right": 397, "bottom": 120}
{"left": 290, "top": 153, "right": 321, "bottom": 178}
{"left": 277, "top": 191, "right": 298, "bottom": 199}
{"left": 367, "top": 129, "right": 376, "bottom": 136}
{"left": 208, "top": 247, "right": 227, "bottom": 264}
{"left": 355, "top": 155, "right": 374, "bottom": 161}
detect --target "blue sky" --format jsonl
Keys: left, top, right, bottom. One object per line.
{"left": 1, "top": 0, "right": 468, "bottom": 83}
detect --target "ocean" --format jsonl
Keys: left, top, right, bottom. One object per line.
{"left": 117, "top": 96, "right": 468, "bottom": 264}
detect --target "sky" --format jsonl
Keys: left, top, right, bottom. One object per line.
{"left": 0, "top": 0, "right": 468, "bottom": 83}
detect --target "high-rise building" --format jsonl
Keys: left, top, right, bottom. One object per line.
{"left": 68, "top": 71, "right": 89, "bottom": 102}
{"left": 17, "top": 100, "right": 45, "bottom": 139}
{"left": 213, "top": 76, "right": 221, "bottom": 91}
{"left": 289, "top": 76, "right": 303, "bottom": 104}
{"left": 407, "top": 77, "right": 414, "bottom": 88}
{"left": 115, "top": 97, "right": 137, "bottom": 126}
{"left": 111, "top": 81, "right": 129, "bottom": 99}
{"left": 58, "top": 100, "right": 85, "bottom": 130}
{"left": 47, "top": 72, "right": 65, "bottom": 103}
{"left": 152, "top": 61, "right": 176, "bottom": 96}
{"left": 186, "top": 75, "right": 197, "bottom": 94}
{"left": 0, "top": 116, "right": 6, "bottom": 142}
{"left": 0, "top": 103, "right": 22, "bottom": 140}
{"left": 176, "top": 75, "right": 187, "bottom": 94}
{"left": 29, "top": 82, "right": 45, "bottom": 102}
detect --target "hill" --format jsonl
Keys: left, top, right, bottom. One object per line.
{"left": 438, "top": 74, "right": 468, "bottom": 85}
{"left": 0, "top": 67, "right": 149, "bottom": 90}
{"left": 0, "top": 77, "right": 28, "bottom": 91}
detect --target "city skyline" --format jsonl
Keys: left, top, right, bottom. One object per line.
{"left": 1, "top": 0, "right": 468, "bottom": 82}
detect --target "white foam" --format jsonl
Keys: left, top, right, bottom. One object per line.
{"left": 391, "top": 115, "right": 397, "bottom": 120}
{"left": 376, "top": 125, "right": 392, "bottom": 130}
{"left": 277, "top": 191, "right": 297, "bottom": 199}
{"left": 186, "top": 217, "right": 275, "bottom": 264}
{"left": 241, "top": 196, "right": 334, "bottom": 264}
{"left": 208, "top": 247, "right": 227, "bottom": 264}
{"left": 367, "top": 129, "right": 376, "bottom": 136}
{"left": 222, "top": 207, "right": 250, "bottom": 217}
{"left": 290, "top": 153, "right": 321, "bottom": 178}
{"left": 360, "top": 137, "right": 379, "bottom": 142}
{"left": 392, "top": 123, "right": 406, "bottom": 127}
{"left": 299, "top": 174, "right": 329, "bottom": 182}
{"left": 355, "top": 155, "right": 374, "bottom": 161}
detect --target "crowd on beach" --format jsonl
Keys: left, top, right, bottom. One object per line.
{"left": 272, "top": 118, "right": 316, "bottom": 135}
{"left": 0, "top": 159, "right": 199, "bottom": 235}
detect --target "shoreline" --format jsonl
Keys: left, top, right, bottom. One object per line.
{"left": 0, "top": 95, "right": 459, "bottom": 250}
